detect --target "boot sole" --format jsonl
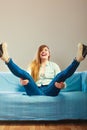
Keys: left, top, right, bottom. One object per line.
{"left": 82, "top": 44, "right": 87, "bottom": 58}
{"left": 0, "top": 44, "right": 3, "bottom": 57}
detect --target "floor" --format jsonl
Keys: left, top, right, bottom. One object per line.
{"left": 0, "top": 120, "right": 87, "bottom": 130}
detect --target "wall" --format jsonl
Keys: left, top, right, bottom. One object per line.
{"left": 0, "top": 0, "right": 87, "bottom": 72}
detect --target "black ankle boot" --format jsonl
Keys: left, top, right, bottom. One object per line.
{"left": 0, "top": 44, "right": 3, "bottom": 57}
{"left": 82, "top": 44, "right": 87, "bottom": 58}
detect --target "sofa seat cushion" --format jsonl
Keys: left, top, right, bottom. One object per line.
{"left": 0, "top": 91, "right": 87, "bottom": 120}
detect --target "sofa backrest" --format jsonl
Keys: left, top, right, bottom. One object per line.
{"left": 0, "top": 72, "right": 25, "bottom": 93}
{"left": 61, "top": 71, "right": 86, "bottom": 92}
{"left": 0, "top": 71, "right": 87, "bottom": 93}
{"left": 81, "top": 71, "right": 87, "bottom": 92}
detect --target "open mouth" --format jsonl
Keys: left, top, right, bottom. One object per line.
{"left": 41, "top": 53, "right": 47, "bottom": 56}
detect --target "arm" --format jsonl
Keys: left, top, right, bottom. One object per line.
{"left": 20, "top": 65, "right": 31, "bottom": 86}
{"left": 55, "top": 82, "right": 65, "bottom": 89}
{"left": 54, "top": 63, "right": 66, "bottom": 89}
{"left": 20, "top": 78, "right": 29, "bottom": 86}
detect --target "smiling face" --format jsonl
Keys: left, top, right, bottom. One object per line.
{"left": 40, "top": 47, "right": 50, "bottom": 61}
{"left": 36, "top": 45, "right": 50, "bottom": 63}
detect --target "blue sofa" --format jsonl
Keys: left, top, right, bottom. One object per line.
{"left": 0, "top": 71, "right": 87, "bottom": 121}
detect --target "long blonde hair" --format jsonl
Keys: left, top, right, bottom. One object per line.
{"left": 29, "top": 45, "right": 50, "bottom": 81}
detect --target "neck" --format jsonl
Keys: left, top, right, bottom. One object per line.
{"left": 41, "top": 59, "right": 48, "bottom": 66}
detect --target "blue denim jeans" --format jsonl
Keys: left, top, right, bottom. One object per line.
{"left": 6, "top": 59, "right": 80, "bottom": 96}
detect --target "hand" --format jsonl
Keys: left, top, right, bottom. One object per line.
{"left": 55, "top": 82, "right": 65, "bottom": 89}
{"left": 20, "top": 78, "right": 29, "bottom": 86}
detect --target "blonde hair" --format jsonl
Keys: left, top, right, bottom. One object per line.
{"left": 28, "top": 45, "right": 50, "bottom": 81}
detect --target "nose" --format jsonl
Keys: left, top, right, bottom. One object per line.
{"left": 41, "top": 50, "right": 45, "bottom": 53}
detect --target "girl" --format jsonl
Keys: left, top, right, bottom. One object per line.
{"left": 0, "top": 42, "right": 87, "bottom": 96}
